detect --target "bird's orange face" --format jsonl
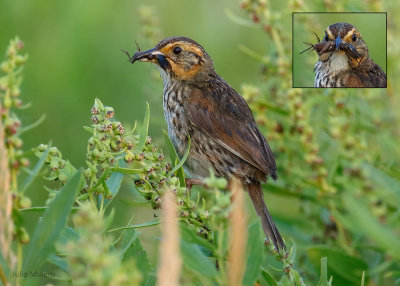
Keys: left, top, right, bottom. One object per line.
{"left": 125, "top": 37, "right": 213, "bottom": 82}
{"left": 318, "top": 23, "right": 369, "bottom": 66}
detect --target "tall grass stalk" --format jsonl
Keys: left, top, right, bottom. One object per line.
{"left": 157, "top": 190, "right": 182, "bottom": 286}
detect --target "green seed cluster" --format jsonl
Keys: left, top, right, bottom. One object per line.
{"left": 130, "top": 139, "right": 215, "bottom": 240}
{"left": 0, "top": 37, "right": 29, "bottom": 172}
{"left": 35, "top": 144, "right": 71, "bottom": 184}
{"left": 59, "top": 202, "right": 142, "bottom": 285}
{"left": 0, "top": 37, "right": 32, "bottom": 244}
{"left": 84, "top": 99, "right": 215, "bottom": 240}
{"left": 83, "top": 98, "right": 133, "bottom": 196}
{"left": 138, "top": 5, "right": 162, "bottom": 45}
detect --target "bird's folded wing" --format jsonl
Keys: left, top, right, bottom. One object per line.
{"left": 184, "top": 84, "right": 277, "bottom": 179}
{"left": 347, "top": 61, "right": 387, "bottom": 87}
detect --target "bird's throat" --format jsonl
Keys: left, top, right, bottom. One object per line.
{"left": 328, "top": 51, "right": 350, "bottom": 72}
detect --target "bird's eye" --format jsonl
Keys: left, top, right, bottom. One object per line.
{"left": 352, "top": 33, "right": 357, "bottom": 41}
{"left": 173, "top": 46, "right": 182, "bottom": 55}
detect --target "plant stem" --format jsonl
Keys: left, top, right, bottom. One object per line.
{"left": 16, "top": 242, "right": 22, "bottom": 286}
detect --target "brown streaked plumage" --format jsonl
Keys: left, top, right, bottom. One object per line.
{"left": 306, "top": 22, "right": 386, "bottom": 87}
{"left": 123, "top": 36, "right": 285, "bottom": 251}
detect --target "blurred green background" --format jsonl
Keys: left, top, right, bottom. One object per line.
{"left": 293, "top": 13, "right": 386, "bottom": 87}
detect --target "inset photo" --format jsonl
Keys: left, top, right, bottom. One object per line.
{"left": 292, "top": 12, "right": 387, "bottom": 88}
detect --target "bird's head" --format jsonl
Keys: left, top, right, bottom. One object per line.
{"left": 318, "top": 23, "right": 369, "bottom": 65}
{"left": 124, "top": 36, "right": 215, "bottom": 83}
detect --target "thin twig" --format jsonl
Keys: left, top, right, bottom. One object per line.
{"left": 0, "top": 111, "right": 15, "bottom": 286}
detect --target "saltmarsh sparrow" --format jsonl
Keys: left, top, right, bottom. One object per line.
{"left": 306, "top": 22, "right": 386, "bottom": 87}
{"left": 124, "top": 36, "right": 285, "bottom": 251}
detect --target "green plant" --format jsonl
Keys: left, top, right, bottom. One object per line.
{"left": 234, "top": 0, "right": 399, "bottom": 285}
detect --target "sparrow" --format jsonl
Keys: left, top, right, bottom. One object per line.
{"left": 304, "top": 22, "right": 386, "bottom": 87}
{"left": 123, "top": 36, "right": 285, "bottom": 251}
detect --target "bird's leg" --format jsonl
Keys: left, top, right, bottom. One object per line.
{"left": 185, "top": 178, "right": 206, "bottom": 190}
{"left": 185, "top": 178, "right": 208, "bottom": 195}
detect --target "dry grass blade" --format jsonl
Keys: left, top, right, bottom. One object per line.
{"left": 228, "top": 179, "right": 247, "bottom": 286}
{"left": 157, "top": 189, "right": 182, "bottom": 286}
{"left": 0, "top": 117, "right": 15, "bottom": 285}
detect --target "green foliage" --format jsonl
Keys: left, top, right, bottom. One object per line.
{"left": 317, "top": 257, "right": 332, "bottom": 286}
{"left": 58, "top": 202, "right": 142, "bottom": 285}
{"left": 308, "top": 246, "right": 366, "bottom": 285}
{"left": 243, "top": 222, "right": 264, "bottom": 285}
{"left": 237, "top": 0, "right": 399, "bottom": 285}
{"left": 22, "top": 171, "right": 83, "bottom": 280}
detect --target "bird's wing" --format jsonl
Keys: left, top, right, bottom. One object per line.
{"left": 367, "top": 62, "right": 387, "bottom": 87}
{"left": 347, "top": 60, "right": 387, "bottom": 87}
{"left": 184, "top": 80, "right": 277, "bottom": 179}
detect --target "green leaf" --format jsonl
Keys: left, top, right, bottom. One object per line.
{"left": 22, "top": 171, "right": 83, "bottom": 277}
{"left": 167, "top": 135, "right": 190, "bottom": 177}
{"left": 307, "top": 246, "right": 367, "bottom": 285}
{"left": 225, "top": 9, "right": 257, "bottom": 28}
{"left": 180, "top": 240, "right": 218, "bottom": 279}
{"left": 361, "top": 271, "right": 365, "bottom": 286}
{"left": 113, "top": 166, "right": 143, "bottom": 174}
{"left": 317, "top": 257, "right": 330, "bottom": 286}
{"left": 321, "top": 140, "right": 340, "bottom": 184}
{"left": 47, "top": 254, "right": 69, "bottom": 273}
{"left": 102, "top": 167, "right": 124, "bottom": 209}
{"left": 121, "top": 229, "right": 154, "bottom": 286}
{"left": 63, "top": 161, "right": 78, "bottom": 180}
{"left": 100, "top": 209, "right": 114, "bottom": 232}
{"left": 20, "top": 146, "right": 50, "bottom": 193}
{"left": 92, "top": 168, "right": 112, "bottom": 189}
{"left": 58, "top": 226, "right": 79, "bottom": 245}
{"left": 262, "top": 182, "right": 317, "bottom": 202}
{"left": 163, "top": 129, "right": 178, "bottom": 162}
{"left": 18, "top": 207, "right": 80, "bottom": 213}
{"left": 0, "top": 247, "right": 10, "bottom": 284}
{"left": 108, "top": 220, "right": 160, "bottom": 232}
{"left": 256, "top": 98, "right": 290, "bottom": 115}
{"left": 137, "top": 101, "right": 150, "bottom": 151}
{"left": 340, "top": 195, "right": 400, "bottom": 260}
{"left": 364, "top": 164, "right": 400, "bottom": 206}
{"left": 82, "top": 126, "right": 94, "bottom": 133}
{"left": 18, "top": 206, "right": 47, "bottom": 213}
{"left": 163, "top": 129, "right": 185, "bottom": 187}
{"left": 19, "top": 114, "right": 46, "bottom": 134}
{"left": 179, "top": 224, "right": 215, "bottom": 253}
{"left": 243, "top": 221, "right": 265, "bottom": 286}
{"left": 261, "top": 267, "right": 278, "bottom": 286}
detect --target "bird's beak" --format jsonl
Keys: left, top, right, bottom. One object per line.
{"left": 123, "top": 47, "right": 170, "bottom": 70}
{"left": 129, "top": 48, "right": 163, "bottom": 63}
{"left": 335, "top": 35, "right": 342, "bottom": 50}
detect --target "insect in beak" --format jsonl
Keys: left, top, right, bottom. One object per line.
{"left": 122, "top": 48, "right": 162, "bottom": 63}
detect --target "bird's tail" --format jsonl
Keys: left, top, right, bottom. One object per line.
{"left": 247, "top": 183, "right": 286, "bottom": 252}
